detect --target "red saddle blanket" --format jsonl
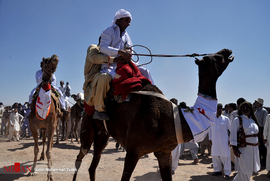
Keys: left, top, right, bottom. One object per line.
{"left": 112, "top": 61, "right": 151, "bottom": 100}
{"left": 84, "top": 62, "right": 151, "bottom": 116}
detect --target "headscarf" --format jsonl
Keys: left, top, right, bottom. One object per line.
{"left": 111, "top": 9, "right": 132, "bottom": 26}
{"left": 238, "top": 101, "right": 259, "bottom": 126}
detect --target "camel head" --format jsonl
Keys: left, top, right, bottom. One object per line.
{"left": 195, "top": 49, "right": 234, "bottom": 99}
{"left": 42, "top": 54, "right": 59, "bottom": 82}
{"left": 195, "top": 49, "right": 234, "bottom": 79}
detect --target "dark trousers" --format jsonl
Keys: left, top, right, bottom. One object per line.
{"left": 259, "top": 127, "right": 267, "bottom": 167}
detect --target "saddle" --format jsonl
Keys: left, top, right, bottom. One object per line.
{"left": 32, "top": 83, "right": 62, "bottom": 119}
{"left": 110, "top": 61, "right": 151, "bottom": 103}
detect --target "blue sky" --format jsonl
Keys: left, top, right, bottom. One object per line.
{"left": 0, "top": 0, "right": 270, "bottom": 108}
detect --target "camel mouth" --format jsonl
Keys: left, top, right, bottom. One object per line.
{"left": 216, "top": 49, "right": 233, "bottom": 60}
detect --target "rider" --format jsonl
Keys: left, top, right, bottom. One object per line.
{"left": 83, "top": 38, "right": 128, "bottom": 120}
{"left": 99, "top": 9, "right": 154, "bottom": 84}
{"left": 29, "top": 55, "right": 68, "bottom": 115}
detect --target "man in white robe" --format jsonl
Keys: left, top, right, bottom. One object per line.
{"left": 263, "top": 114, "right": 270, "bottom": 177}
{"left": 209, "top": 103, "right": 231, "bottom": 179}
{"left": 8, "top": 108, "right": 24, "bottom": 141}
{"left": 230, "top": 102, "right": 260, "bottom": 181}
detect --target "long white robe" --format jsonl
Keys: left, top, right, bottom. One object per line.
{"left": 230, "top": 115, "right": 260, "bottom": 176}
{"left": 9, "top": 112, "right": 23, "bottom": 140}
{"left": 263, "top": 114, "right": 270, "bottom": 171}
{"left": 210, "top": 115, "right": 231, "bottom": 175}
{"left": 209, "top": 115, "right": 231, "bottom": 157}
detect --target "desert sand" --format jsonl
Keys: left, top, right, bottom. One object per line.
{"left": 0, "top": 135, "right": 268, "bottom": 181}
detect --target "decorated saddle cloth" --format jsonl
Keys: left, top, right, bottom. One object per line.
{"left": 182, "top": 95, "right": 217, "bottom": 143}
{"left": 112, "top": 61, "right": 151, "bottom": 100}
{"left": 36, "top": 87, "right": 51, "bottom": 119}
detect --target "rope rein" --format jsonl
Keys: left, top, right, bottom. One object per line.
{"left": 127, "top": 44, "right": 214, "bottom": 66}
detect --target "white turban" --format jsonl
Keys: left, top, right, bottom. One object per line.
{"left": 111, "top": 9, "right": 132, "bottom": 26}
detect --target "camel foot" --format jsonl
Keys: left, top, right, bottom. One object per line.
{"left": 39, "top": 155, "right": 45, "bottom": 161}
{"left": 28, "top": 171, "right": 36, "bottom": 176}
{"left": 47, "top": 174, "right": 54, "bottom": 181}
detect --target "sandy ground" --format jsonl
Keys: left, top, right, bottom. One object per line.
{"left": 0, "top": 134, "right": 269, "bottom": 181}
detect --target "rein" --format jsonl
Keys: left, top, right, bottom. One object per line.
{"left": 128, "top": 45, "right": 213, "bottom": 67}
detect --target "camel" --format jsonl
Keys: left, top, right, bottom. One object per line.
{"left": 53, "top": 107, "right": 70, "bottom": 144}
{"left": 72, "top": 49, "right": 234, "bottom": 181}
{"left": 60, "top": 107, "right": 71, "bottom": 141}
{"left": 28, "top": 54, "right": 60, "bottom": 181}
{"left": 70, "top": 94, "right": 84, "bottom": 143}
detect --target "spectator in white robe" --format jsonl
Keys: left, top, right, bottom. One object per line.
{"left": 21, "top": 102, "right": 31, "bottom": 138}
{"left": 209, "top": 103, "right": 231, "bottom": 179}
{"left": 263, "top": 114, "right": 270, "bottom": 177}
{"left": 59, "top": 80, "right": 66, "bottom": 96}
{"left": 0, "top": 102, "right": 5, "bottom": 135}
{"left": 230, "top": 101, "right": 260, "bottom": 181}
{"left": 8, "top": 108, "right": 24, "bottom": 141}
{"left": 229, "top": 97, "right": 246, "bottom": 168}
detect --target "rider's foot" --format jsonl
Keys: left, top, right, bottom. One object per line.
{"left": 93, "top": 110, "right": 110, "bottom": 120}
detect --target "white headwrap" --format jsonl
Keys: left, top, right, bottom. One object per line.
{"left": 111, "top": 9, "right": 132, "bottom": 26}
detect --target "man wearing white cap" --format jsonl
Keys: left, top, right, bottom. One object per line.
{"left": 92, "top": 9, "right": 154, "bottom": 120}
{"left": 254, "top": 98, "right": 268, "bottom": 168}
{"left": 100, "top": 9, "right": 155, "bottom": 82}
{"left": 99, "top": 9, "right": 133, "bottom": 80}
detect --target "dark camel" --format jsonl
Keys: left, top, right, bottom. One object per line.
{"left": 70, "top": 94, "right": 84, "bottom": 143}
{"left": 73, "top": 49, "right": 234, "bottom": 181}
{"left": 28, "top": 55, "right": 60, "bottom": 181}
{"left": 60, "top": 107, "right": 71, "bottom": 141}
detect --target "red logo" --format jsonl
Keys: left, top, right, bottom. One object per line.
{"left": 4, "top": 162, "right": 32, "bottom": 173}
{"left": 197, "top": 108, "right": 205, "bottom": 115}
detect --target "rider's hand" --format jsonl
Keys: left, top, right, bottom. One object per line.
{"left": 118, "top": 49, "right": 132, "bottom": 61}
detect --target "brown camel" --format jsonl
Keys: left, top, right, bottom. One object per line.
{"left": 28, "top": 54, "right": 60, "bottom": 181}
{"left": 73, "top": 49, "right": 234, "bottom": 181}
{"left": 70, "top": 94, "right": 84, "bottom": 143}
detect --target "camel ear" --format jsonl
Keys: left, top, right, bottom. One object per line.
{"left": 195, "top": 56, "right": 210, "bottom": 65}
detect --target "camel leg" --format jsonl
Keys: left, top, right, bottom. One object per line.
{"left": 73, "top": 113, "right": 95, "bottom": 181}
{"left": 61, "top": 117, "right": 64, "bottom": 141}
{"left": 74, "top": 119, "right": 80, "bottom": 143}
{"left": 65, "top": 116, "right": 69, "bottom": 141}
{"left": 55, "top": 120, "right": 59, "bottom": 144}
{"left": 154, "top": 151, "right": 172, "bottom": 181}
{"left": 39, "top": 129, "right": 46, "bottom": 160}
{"left": 88, "top": 130, "right": 109, "bottom": 181}
{"left": 70, "top": 117, "right": 75, "bottom": 143}
{"left": 29, "top": 128, "right": 39, "bottom": 176}
{"left": 46, "top": 125, "right": 55, "bottom": 181}
{"left": 120, "top": 151, "right": 140, "bottom": 181}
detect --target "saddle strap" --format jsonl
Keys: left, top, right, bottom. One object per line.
{"left": 132, "top": 90, "right": 184, "bottom": 143}
{"left": 51, "top": 93, "right": 61, "bottom": 115}
{"left": 245, "top": 134, "right": 258, "bottom": 138}
{"left": 132, "top": 91, "right": 169, "bottom": 101}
